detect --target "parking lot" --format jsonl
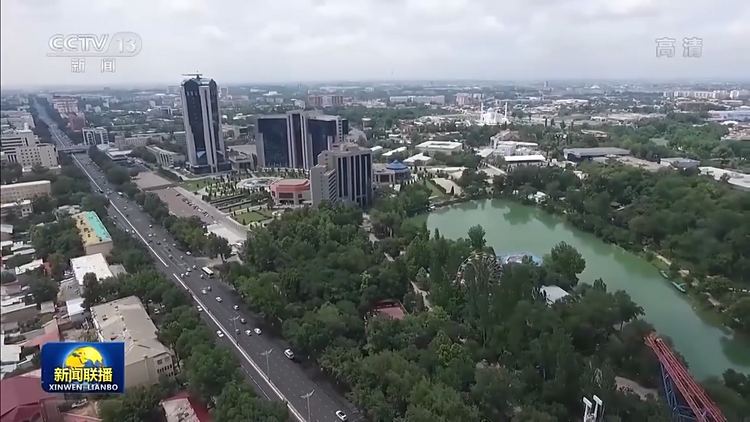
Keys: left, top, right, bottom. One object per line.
{"left": 133, "top": 171, "right": 175, "bottom": 191}
{"left": 153, "top": 187, "right": 216, "bottom": 225}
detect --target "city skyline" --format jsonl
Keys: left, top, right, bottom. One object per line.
{"left": 1, "top": 0, "right": 748, "bottom": 88}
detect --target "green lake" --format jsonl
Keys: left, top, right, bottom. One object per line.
{"left": 418, "top": 199, "right": 750, "bottom": 380}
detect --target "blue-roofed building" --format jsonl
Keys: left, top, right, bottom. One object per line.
{"left": 373, "top": 160, "right": 411, "bottom": 185}
{"left": 72, "top": 211, "right": 113, "bottom": 257}
{"left": 499, "top": 253, "right": 543, "bottom": 265}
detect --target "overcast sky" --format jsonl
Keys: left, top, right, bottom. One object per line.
{"left": 1, "top": 0, "right": 748, "bottom": 88}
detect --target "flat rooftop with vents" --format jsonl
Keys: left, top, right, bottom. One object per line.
{"left": 72, "top": 211, "right": 114, "bottom": 257}
{"left": 91, "top": 296, "right": 176, "bottom": 388}
{"left": 70, "top": 253, "right": 113, "bottom": 286}
{"left": 564, "top": 147, "right": 630, "bottom": 162}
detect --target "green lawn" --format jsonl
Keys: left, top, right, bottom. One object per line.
{"left": 425, "top": 180, "right": 447, "bottom": 198}
{"left": 180, "top": 179, "right": 209, "bottom": 192}
{"left": 232, "top": 210, "right": 273, "bottom": 225}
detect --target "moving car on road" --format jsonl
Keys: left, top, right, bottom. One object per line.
{"left": 335, "top": 410, "right": 348, "bottom": 421}
{"left": 216, "top": 297, "right": 222, "bottom": 302}
{"left": 216, "top": 330, "right": 224, "bottom": 338}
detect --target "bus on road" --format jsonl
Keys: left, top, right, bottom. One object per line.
{"left": 201, "top": 267, "right": 214, "bottom": 278}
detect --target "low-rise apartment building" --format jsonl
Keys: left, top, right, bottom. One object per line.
{"left": 146, "top": 145, "right": 185, "bottom": 168}
{"left": 72, "top": 211, "right": 113, "bottom": 257}
{"left": 91, "top": 296, "right": 177, "bottom": 388}
{"left": 0, "top": 180, "right": 52, "bottom": 202}
{"left": 0, "top": 200, "right": 33, "bottom": 217}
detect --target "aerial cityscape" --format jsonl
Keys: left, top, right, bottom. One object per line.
{"left": 1, "top": 2, "right": 749, "bottom": 422}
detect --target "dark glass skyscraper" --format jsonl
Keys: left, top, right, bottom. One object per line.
{"left": 256, "top": 111, "right": 348, "bottom": 169}
{"left": 180, "top": 77, "right": 230, "bottom": 174}
{"left": 255, "top": 115, "right": 289, "bottom": 167}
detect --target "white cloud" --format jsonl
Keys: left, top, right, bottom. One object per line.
{"left": 0, "top": 0, "right": 747, "bottom": 87}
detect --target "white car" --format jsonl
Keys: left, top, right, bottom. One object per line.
{"left": 233, "top": 305, "right": 239, "bottom": 311}
{"left": 284, "top": 349, "right": 294, "bottom": 360}
{"left": 186, "top": 251, "right": 192, "bottom": 256}
{"left": 197, "top": 306, "right": 203, "bottom": 312}
{"left": 253, "top": 328, "right": 262, "bottom": 335}
{"left": 181, "top": 273, "right": 186, "bottom": 278}
{"left": 192, "top": 264, "right": 197, "bottom": 270}
{"left": 245, "top": 330, "right": 252, "bottom": 336}
{"left": 216, "top": 297, "right": 222, "bottom": 302}
{"left": 201, "top": 289, "right": 207, "bottom": 295}
{"left": 335, "top": 410, "right": 348, "bottom": 421}
{"left": 216, "top": 330, "right": 224, "bottom": 338}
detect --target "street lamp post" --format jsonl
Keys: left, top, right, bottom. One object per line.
{"left": 302, "top": 390, "right": 314, "bottom": 422}
{"left": 260, "top": 348, "right": 273, "bottom": 379}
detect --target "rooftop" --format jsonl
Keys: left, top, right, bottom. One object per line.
{"left": 147, "top": 145, "right": 181, "bottom": 156}
{"left": 416, "top": 140, "right": 463, "bottom": 150}
{"left": 106, "top": 149, "right": 132, "bottom": 158}
{"left": 73, "top": 211, "right": 112, "bottom": 246}
{"left": 564, "top": 147, "right": 630, "bottom": 158}
{"left": 1, "top": 200, "right": 32, "bottom": 209}
{"left": 161, "top": 392, "right": 211, "bottom": 422}
{"left": 372, "top": 301, "right": 407, "bottom": 320}
{"left": 386, "top": 161, "right": 409, "bottom": 171}
{"left": 699, "top": 166, "right": 750, "bottom": 190}
{"left": 0, "top": 374, "right": 57, "bottom": 422}
{"left": 0, "top": 224, "right": 12, "bottom": 234}
{"left": 404, "top": 153, "right": 432, "bottom": 164}
{"left": 382, "top": 146, "right": 408, "bottom": 157}
{"left": 541, "top": 285, "right": 571, "bottom": 305}
{"left": 270, "top": 178, "right": 310, "bottom": 187}
{"left": 503, "top": 154, "right": 547, "bottom": 162}
{"left": 0, "top": 179, "right": 51, "bottom": 189}
{"left": 70, "top": 253, "right": 113, "bottom": 286}
{"left": 14, "top": 258, "right": 43, "bottom": 275}
{"left": 91, "top": 296, "right": 172, "bottom": 365}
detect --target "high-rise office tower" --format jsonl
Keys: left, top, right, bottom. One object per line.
{"left": 180, "top": 76, "right": 230, "bottom": 174}
{"left": 255, "top": 115, "right": 289, "bottom": 168}
{"left": 256, "top": 111, "right": 348, "bottom": 170}
{"left": 310, "top": 143, "right": 373, "bottom": 208}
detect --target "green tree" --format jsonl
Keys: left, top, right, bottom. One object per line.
{"left": 29, "top": 276, "right": 59, "bottom": 304}
{"left": 98, "top": 385, "right": 165, "bottom": 422}
{"left": 543, "top": 241, "right": 586, "bottom": 289}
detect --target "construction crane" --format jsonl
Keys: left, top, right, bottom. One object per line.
{"left": 181, "top": 72, "right": 203, "bottom": 80}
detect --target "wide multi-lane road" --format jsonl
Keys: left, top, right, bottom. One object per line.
{"left": 40, "top": 115, "right": 358, "bottom": 422}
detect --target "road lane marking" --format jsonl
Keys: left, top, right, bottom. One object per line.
{"left": 173, "top": 273, "right": 306, "bottom": 422}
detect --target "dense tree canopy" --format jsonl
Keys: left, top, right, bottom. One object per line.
{"left": 493, "top": 164, "right": 750, "bottom": 286}
{"left": 225, "top": 203, "right": 682, "bottom": 421}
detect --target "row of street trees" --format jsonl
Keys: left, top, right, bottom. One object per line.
{"left": 82, "top": 270, "right": 290, "bottom": 422}
{"left": 87, "top": 146, "right": 232, "bottom": 258}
